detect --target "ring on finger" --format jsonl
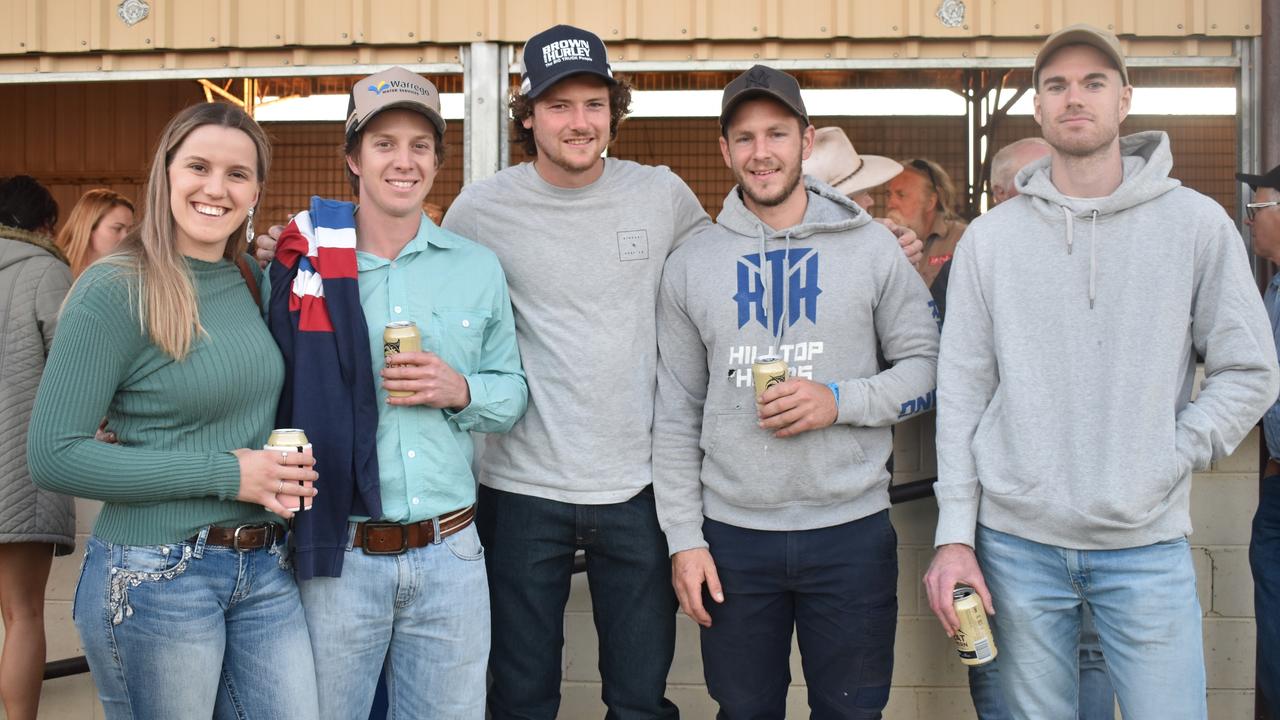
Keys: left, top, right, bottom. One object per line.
{"left": 276, "top": 479, "right": 284, "bottom": 495}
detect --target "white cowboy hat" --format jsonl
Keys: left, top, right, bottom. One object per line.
{"left": 803, "top": 127, "right": 904, "bottom": 197}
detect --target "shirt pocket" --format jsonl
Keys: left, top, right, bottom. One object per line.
{"left": 429, "top": 307, "right": 491, "bottom": 375}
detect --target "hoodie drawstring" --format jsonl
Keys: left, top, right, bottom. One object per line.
{"left": 1088, "top": 209, "right": 1098, "bottom": 309}
{"left": 1061, "top": 206, "right": 1099, "bottom": 309}
{"left": 757, "top": 227, "right": 793, "bottom": 348}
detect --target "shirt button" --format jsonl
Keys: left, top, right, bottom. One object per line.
{"left": 461, "top": 319, "right": 471, "bottom": 328}
{"left": 390, "top": 261, "right": 398, "bottom": 269}
{"left": 394, "top": 305, "right": 402, "bottom": 314}
{"left": 411, "top": 497, "right": 420, "bottom": 505}
{"left": 407, "top": 450, "right": 416, "bottom": 459}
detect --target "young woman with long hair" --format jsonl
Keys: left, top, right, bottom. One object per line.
{"left": 53, "top": 189, "right": 135, "bottom": 279}
{"left": 27, "top": 103, "right": 320, "bottom": 720}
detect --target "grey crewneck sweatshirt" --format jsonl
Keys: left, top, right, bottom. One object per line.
{"left": 443, "top": 159, "right": 710, "bottom": 503}
{"left": 654, "top": 179, "right": 939, "bottom": 554}
{"left": 934, "top": 131, "right": 1280, "bottom": 550}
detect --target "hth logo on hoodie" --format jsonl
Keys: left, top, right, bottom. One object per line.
{"left": 734, "top": 248, "right": 822, "bottom": 335}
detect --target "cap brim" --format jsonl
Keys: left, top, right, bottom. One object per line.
{"left": 834, "top": 155, "right": 904, "bottom": 196}
{"left": 1236, "top": 172, "right": 1273, "bottom": 190}
{"left": 523, "top": 68, "right": 617, "bottom": 100}
{"left": 349, "top": 101, "right": 447, "bottom": 138}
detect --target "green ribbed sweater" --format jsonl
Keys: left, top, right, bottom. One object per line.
{"left": 27, "top": 257, "right": 286, "bottom": 544}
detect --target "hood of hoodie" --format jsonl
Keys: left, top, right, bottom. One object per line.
{"left": 0, "top": 224, "right": 67, "bottom": 272}
{"left": 1014, "top": 130, "right": 1181, "bottom": 217}
{"left": 1010, "top": 131, "right": 1181, "bottom": 309}
{"left": 715, "top": 175, "right": 874, "bottom": 240}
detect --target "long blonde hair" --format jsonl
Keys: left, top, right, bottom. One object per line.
{"left": 54, "top": 189, "right": 135, "bottom": 279}
{"left": 116, "top": 103, "right": 271, "bottom": 360}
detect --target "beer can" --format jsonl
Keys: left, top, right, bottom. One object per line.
{"left": 751, "top": 356, "right": 788, "bottom": 400}
{"left": 383, "top": 321, "right": 422, "bottom": 398}
{"left": 952, "top": 587, "right": 998, "bottom": 666}
{"left": 264, "top": 428, "right": 312, "bottom": 512}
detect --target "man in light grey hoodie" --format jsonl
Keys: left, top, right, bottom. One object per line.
{"left": 654, "top": 65, "right": 939, "bottom": 718}
{"left": 923, "top": 24, "right": 1280, "bottom": 719}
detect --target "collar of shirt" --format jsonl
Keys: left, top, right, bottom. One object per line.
{"left": 355, "top": 212, "right": 459, "bottom": 271}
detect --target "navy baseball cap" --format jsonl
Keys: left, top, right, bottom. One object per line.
{"left": 519, "top": 25, "right": 617, "bottom": 99}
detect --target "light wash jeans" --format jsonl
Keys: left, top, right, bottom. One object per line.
{"left": 967, "top": 606, "right": 1115, "bottom": 719}
{"left": 976, "top": 525, "right": 1206, "bottom": 720}
{"left": 298, "top": 522, "right": 489, "bottom": 720}
{"left": 74, "top": 531, "right": 319, "bottom": 720}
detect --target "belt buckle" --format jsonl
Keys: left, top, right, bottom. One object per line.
{"left": 362, "top": 522, "right": 409, "bottom": 555}
{"left": 231, "top": 524, "right": 259, "bottom": 552}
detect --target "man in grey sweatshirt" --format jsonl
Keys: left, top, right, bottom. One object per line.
{"left": 442, "top": 25, "right": 706, "bottom": 719}
{"left": 923, "top": 25, "right": 1280, "bottom": 719}
{"left": 654, "top": 65, "right": 939, "bottom": 718}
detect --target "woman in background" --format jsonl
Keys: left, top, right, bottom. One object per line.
{"left": 54, "top": 189, "right": 135, "bottom": 279}
{"left": 0, "top": 174, "right": 72, "bottom": 720}
{"left": 28, "top": 103, "right": 319, "bottom": 720}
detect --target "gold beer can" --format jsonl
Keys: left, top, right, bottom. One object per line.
{"left": 952, "top": 587, "right": 998, "bottom": 666}
{"left": 383, "top": 321, "right": 422, "bottom": 398}
{"left": 751, "top": 356, "right": 789, "bottom": 400}
{"left": 264, "top": 428, "right": 313, "bottom": 512}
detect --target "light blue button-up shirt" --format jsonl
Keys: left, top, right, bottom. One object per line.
{"left": 1265, "top": 274, "right": 1280, "bottom": 463}
{"left": 354, "top": 213, "right": 527, "bottom": 521}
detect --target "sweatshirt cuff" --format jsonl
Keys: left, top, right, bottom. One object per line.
{"left": 212, "top": 452, "right": 245, "bottom": 501}
{"left": 933, "top": 497, "right": 979, "bottom": 549}
{"left": 663, "top": 520, "right": 708, "bottom": 556}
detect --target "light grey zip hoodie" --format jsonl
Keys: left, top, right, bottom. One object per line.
{"left": 934, "top": 131, "right": 1280, "bottom": 550}
{"left": 654, "top": 178, "right": 939, "bottom": 554}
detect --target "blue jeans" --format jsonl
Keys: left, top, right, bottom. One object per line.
{"left": 700, "top": 511, "right": 898, "bottom": 720}
{"left": 477, "top": 484, "right": 679, "bottom": 720}
{"left": 1252, "top": 475, "right": 1280, "bottom": 709}
{"left": 967, "top": 606, "right": 1115, "bottom": 719}
{"left": 298, "top": 522, "right": 489, "bottom": 720}
{"left": 73, "top": 531, "right": 319, "bottom": 720}
{"left": 976, "top": 525, "right": 1206, "bottom": 720}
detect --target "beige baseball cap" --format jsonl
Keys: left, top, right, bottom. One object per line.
{"left": 345, "top": 66, "right": 446, "bottom": 139}
{"left": 1033, "top": 23, "right": 1129, "bottom": 88}
{"left": 803, "top": 127, "right": 903, "bottom": 197}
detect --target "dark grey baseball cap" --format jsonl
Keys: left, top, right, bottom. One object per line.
{"left": 720, "top": 65, "right": 809, "bottom": 130}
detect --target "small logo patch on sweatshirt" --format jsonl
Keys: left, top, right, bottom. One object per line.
{"left": 617, "top": 230, "right": 649, "bottom": 261}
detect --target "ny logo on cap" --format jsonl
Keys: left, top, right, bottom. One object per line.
{"left": 745, "top": 67, "right": 772, "bottom": 89}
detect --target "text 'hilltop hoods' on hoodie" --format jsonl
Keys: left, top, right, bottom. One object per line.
{"left": 934, "top": 131, "right": 1280, "bottom": 551}
{"left": 654, "top": 178, "right": 940, "bottom": 554}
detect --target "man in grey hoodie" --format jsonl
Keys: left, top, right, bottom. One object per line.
{"left": 654, "top": 65, "right": 939, "bottom": 718}
{"left": 923, "top": 24, "right": 1280, "bottom": 719}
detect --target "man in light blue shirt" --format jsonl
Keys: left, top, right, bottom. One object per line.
{"left": 271, "top": 66, "right": 527, "bottom": 720}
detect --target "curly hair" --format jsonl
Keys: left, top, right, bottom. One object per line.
{"left": 509, "top": 76, "right": 633, "bottom": 157}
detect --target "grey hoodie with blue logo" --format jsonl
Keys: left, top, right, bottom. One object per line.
{"left": 654, "top": 178, "right": 940, "bottom": 555}
{"left": 934, "top": 130, "right": 1280, "bottom": 551}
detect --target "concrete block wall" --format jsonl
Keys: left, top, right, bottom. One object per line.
{"left": 556, "top": 420, "right": 1265, "bottom": 720}
{"left": 7, "top": 423, "right": 1264, "bottom": 719}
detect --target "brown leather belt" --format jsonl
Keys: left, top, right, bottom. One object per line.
{"left": 192, "top": 524, "right": 286, "bottom": 551}
{"left": 1266, "top": 458, "right": 1280, "bottom": 479}
{"left": 352, "top": 506, "right": 476, "bottom": 555}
